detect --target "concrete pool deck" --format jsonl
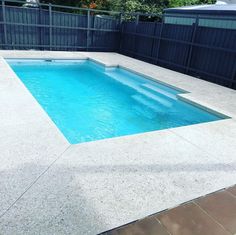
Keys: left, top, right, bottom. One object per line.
{"left": 0, "top": 50, "right": 235, "bottom": 234}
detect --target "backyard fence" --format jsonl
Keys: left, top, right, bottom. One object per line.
{"left": 0, "top": 0, "right": 121, "bottom": 51}
{"left": 120, "top": 14, "right": 236, "bottom": 89}
{"left": 0, "top": 0, "right": 236, "bottom": 89}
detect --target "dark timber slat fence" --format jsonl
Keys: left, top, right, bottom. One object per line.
{"left": 120, "top": 14, "right": 236, "bottom": 89}
{"left": 0, "top": 0, "right": 120, "bottom": 51}
{"left": 0, "top": 0, "right": 236, "bottom": 89}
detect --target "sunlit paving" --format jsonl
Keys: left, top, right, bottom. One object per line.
{"left": 0, "top": 0, "right": 236, "bottom": 234}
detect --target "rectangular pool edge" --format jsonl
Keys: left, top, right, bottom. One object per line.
{"left": 6, "top": 58, "right": 228, "bottom": 144}
{"left": 6, "top": 57, "right": 230, "bottom": 119}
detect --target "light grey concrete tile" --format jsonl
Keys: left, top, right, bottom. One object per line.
{"left": 0, "top": 84, "right": 51, "bottom": 127}
{"left": 1, "top": 130, "right": 236, "bottom": 235}
{"left": 0, "top": 119, "right": 69, "bottom": 214}
{"left": 171, "top": 119, "right": 236, "bottom": 161}
{"left": 0, "top": 50, "right": 87, "bottom": 59}
{"left": 1, "top": 97, "right": 44, "bottom": 126}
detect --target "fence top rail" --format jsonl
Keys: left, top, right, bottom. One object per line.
{"left": 124, "top": 12, "right": 162, "bottom": 17}
{"left": 165, "top": 13, "right": 236, "bottom": 21}
{"left": 2, "top": 0, "right": 121, "bottom": 15}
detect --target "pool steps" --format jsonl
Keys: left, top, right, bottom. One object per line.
{"left": 140, "top": 83, "right": 177, "bottom": 100}
{"left": 135, "top": 89, "right": 173, "bottom": 108}
{"left": 132, "top": 102, "right": 158, "bottom": 119}
{"left": 105, "top": 70, "right": 176, "bottom": 109}
{"left": 132, "top": 94, "right": 165, "bottom": 113}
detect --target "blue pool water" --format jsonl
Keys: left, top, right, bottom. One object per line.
{"left": 8, "top": 59, "right": 222, "bottom": 144}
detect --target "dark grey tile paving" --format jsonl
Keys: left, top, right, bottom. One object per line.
{"left": 156, "top": 202, "right": 231, "bottom": 235}
{"left": 130, "top": 217, "right": 170, "bottom": 235}
{"left": 103, "top": 216, "right": 170, "bottom": 235}
{"left": 196, "top": 190, "right": 236, "bottom": 234}
{"left": 227, "top": 185, "right": 236, "bottom": 197}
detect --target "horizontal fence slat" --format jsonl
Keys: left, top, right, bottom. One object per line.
{"left": 0, "top": 22, "right": 120, "bottom": 32}
{"left": 120, "top": 19, "right": 236, "bottom": 89}
{"left": 0, "top": 4, "right": 120, "bottom": 51}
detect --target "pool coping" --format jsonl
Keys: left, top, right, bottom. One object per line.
{"left": 0, "top": 50, "right": 236, "bottom": 234}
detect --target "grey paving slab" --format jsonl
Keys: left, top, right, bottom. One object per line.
{"left": 0, "top": 130, "right": 236, "bottom": 234}
{"left": 0, "top": 50, "right": 88, "bottom": 60}
{"left": 170, "top": 119, "right": 236, "bottom": 161}
{"left": 0, "top": 121, "right": 69, "bottom": 214}
{"left": 0, "top": 80, "right": 50, "bottom": 127}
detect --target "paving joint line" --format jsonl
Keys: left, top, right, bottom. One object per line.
{"left": 169, "top": 127, "right": 218, "bottom": 158}
{"left": 193, "top": 201, "right": 233, "bottom": 235}
{"left": 154, "top": 217, "right": 172, "bottom": 235}
{"left": 0, "top": 144, "right": 72, "bottom": 219}
{"left": 225, "top": 189, "right": 236, "bottom": 199}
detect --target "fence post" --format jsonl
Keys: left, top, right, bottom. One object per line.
{"left": 156, "top": 16, "right": 164, "bottom": 64}
{"left": 186, "top": 15, "right": 199, "bottom": 73}
{"left": 2, "top": 0, "right": 8, "bottom": 49}
{"left": 38, "top": 7, "right": 42, "bottom": 50}
{"left": 118, "top": 12, "right": 123, "bottom": 52}
{"left": 150, "top": 20, "right": 158, "bottom": 61}
{"left": 231, "top": 59, "right": 236, "bottom": 88}
{"left": 133, "top": 13, "right": 139, "bottom": 57}
{"left": 87, "top": 10, "right": 90, "bottom": 51}
{"left": 119, "top": 12, "right": 123, "bottom": 26}
{"left": 49, "top": 3, "right": 52, "bottom": 51}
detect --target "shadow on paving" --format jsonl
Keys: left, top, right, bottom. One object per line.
{"left": 0, "top": 160, "right": 236, "bottom": 234}
{"left": 0, "top": 163, "right": 107, "bottom": 235}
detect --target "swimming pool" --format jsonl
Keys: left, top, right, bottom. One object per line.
{"left": 8, "top": 59, "right": 223, "bottom": 144}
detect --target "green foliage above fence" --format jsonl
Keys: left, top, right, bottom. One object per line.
{"left": 40, "top": 0, "right": 216, "bottom": 14}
